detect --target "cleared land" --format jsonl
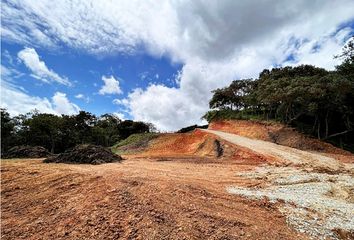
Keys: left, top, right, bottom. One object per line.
{"left": 1, "top": 121, "right": 353, "bottom": 239}
{"left": 1, "top": 158, "right": 307, "bottom": 240}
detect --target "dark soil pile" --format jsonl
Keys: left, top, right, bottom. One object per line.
{"left": 44, "top": 144, "right": 122, "bottom": 165}
{"left": 3, "top": 146, "right": 51, "bottom": 158}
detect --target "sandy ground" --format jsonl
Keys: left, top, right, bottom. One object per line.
{"left": 1, "top": 158, "right": 307, "bottom": 240}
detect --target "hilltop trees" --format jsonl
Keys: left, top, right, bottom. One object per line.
{"left": 209, "top": 79, "right": 255, "bottom": 110}
{"left": 0, "top": 109, "right": 154, "bottom": 154}
{"left": 204, "top": 37, "right": 354, "bottom": 150}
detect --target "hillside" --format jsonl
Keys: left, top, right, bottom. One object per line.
{"left": 209, "top": 120, "right": 353, "bottom": 158}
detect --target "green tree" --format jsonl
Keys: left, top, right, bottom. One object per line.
{"left": 24, "top": 113, "right": 63, "bottom": 153}
{"left": 1, "top": 109, "right": 15, "bottom": 152}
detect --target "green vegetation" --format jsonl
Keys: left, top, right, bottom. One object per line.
{"left": 112, "top": 132, "right": 159, "bottom": 154}
{"left": 204, "top": 37, "right": 354, "bottom": 151}
{"left": 1, "top": 110, "right": 155, "bottom": 154}
{"left": 203, "top": 109, "right": 263, "bottom": 122}
{"left": 177, "top": 124, "right": 208, "bottom": 133}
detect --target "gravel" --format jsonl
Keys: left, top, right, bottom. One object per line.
{"left": 227, "top": 166, "right": 354, "bottom": 239}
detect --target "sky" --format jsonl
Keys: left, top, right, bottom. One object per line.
{"left": 1, "top": 0, "right": 354, "bottom": 131}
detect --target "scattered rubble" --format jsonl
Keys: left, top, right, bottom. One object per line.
{"left": 228, "top": 166, "right": 354, "bottom": 239}
{"left": 44, "top": 144, "right": 122, "bottom": 165}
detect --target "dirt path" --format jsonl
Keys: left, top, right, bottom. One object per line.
{"left": 202, "top": 129, "right": 354, "bottom": 239}
{"left": 202, "top": 129, "right": 345, "bottom": 171}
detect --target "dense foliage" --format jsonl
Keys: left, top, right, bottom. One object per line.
{"left": 204, "top": 37, "right": 354, "bottom": 151}
{"left": 1, "top": 110, "right": 154, "bottom": 154}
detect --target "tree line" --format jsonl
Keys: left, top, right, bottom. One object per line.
{"left": 203, "top": 37, "right": 354, "bottom": 151}
{"left": 1, "top": 110, "right": 155, "bottom": 154}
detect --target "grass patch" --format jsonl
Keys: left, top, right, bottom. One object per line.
{"left": 111, "top": 133, "right": 159, "bottom": 154}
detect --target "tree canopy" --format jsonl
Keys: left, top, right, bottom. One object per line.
{"left": 1, "top": 110, "right": 154, "bottom": 154}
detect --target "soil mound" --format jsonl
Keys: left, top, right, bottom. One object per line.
{"left": 3, "top": 145, "right": 51, "bottom": 158}
{"left": 125, "top": 130, "right": 269, "bottom": 165}
{"left": 44, "top": 144, "right": 122, "bottom": 165}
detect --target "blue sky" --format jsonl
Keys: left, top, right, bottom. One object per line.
{"left": 1, "top": 41, "right": 182, "bottom": 119}
{"left": 1, "top": 1, "right": 354, "bottom": 131}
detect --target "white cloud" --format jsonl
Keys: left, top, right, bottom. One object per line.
{"left": 2, "top": 0, "right": 354, "bottom": 130}
{"left": 75, "top": 93, "right": 84, "bottom": 99}
{"left": 112, "top": 98, "right": 129, "bottom": 106}
{"left": 17, "top": 47, "right": 71, "bottom": 86}
{"left": 99, "top": 75, "right": 122, "bottom": 95}
{"left": 113, "top": 112, "right": 125, "bottom": 120}
{"left": 119, "top": 85, "right": 208, "bottom": 131}
{"left": 1, "top": 80, "right": 79, "bottom": 116}
{"left": 52, "top": 92, "right": 80, "bottom": 115}
{"left": 283, "top": 28, "right": 353, "bottom": 69}
{"left": 75, "top": 93, "right": 90, "bottom": 103}
{"left": 1, "top": 64, "right": 23, "bottom": 80}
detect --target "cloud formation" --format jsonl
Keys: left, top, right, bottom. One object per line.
{"left": 17, "top": 47, "right": 71, "bottom": 86}
{"left": 99, "top": 75, "right": 122, "bottom": 95}
{"left": 75, "top": 93, "right": 90, "bottom": 103}
{"left": 2, "top": 0, "right": 354, "bottom": 130}
{"left": 52, "top": 92, "right": 80, "bottom": 114}
{"left": 1, "top": 80, "right": 79, "bottom": 116}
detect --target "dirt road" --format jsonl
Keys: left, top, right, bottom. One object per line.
{"left": 202, "top": 129, "right": 344, "bottom": 171}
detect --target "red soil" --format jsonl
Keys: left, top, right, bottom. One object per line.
{"left": 126, "top": 129, "right": 276, "bottom": 166}
{"left": 209, "top": 120, "right": 351, "bottom": 155}
{"left": 1, "top": 159, "right": 308, "bottom": 240}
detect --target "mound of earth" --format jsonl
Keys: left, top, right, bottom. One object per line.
{"left": 114, "top": 130, "right": 269, "bottom": 165}
{"left": 44, "top": 144, "right": 122, "bottom": 165}
{"left": 2, "top": 145, "right": 51, "bottom": 158}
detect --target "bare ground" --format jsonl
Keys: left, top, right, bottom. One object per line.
{"left": 202, "top": 129, "right": 354, "bottom": 239}
{"left": 1, "top": 128, "right": 353, "bottom": 239}
{"left": 1, "top": 158, "right": 307, "bottom": 240}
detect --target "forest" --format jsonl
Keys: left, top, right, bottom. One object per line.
{"left": 1, "top": 110, "right": 154, "bottom": 154}
{"left": 203, "top": 37, "right": 354, "bottom": 151}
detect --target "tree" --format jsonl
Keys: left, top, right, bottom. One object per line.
{"left": 23, "top": 113, "right": 63, "bottom": 153}
{"left": 117, "top": 120, "right": 150, "bottom": 139}
{"left": 1, "top": 109, "right": 155, "bottom": 154}
{"left": 209, "top": 79, "right": 255, "bottom": 110}
{"left": 74, "top": 111, "right": 97, "bottom": 144}
{"left": 92, "top": 114, "right": 122, "bottom": 146}
{"left": 204, "top": 61, "right": 354, "bottom": 150}
{"left": 1, "top": 109, "right": 15, "bottom": 152}
{"left": 335, "top": 36, "right": 354, "bottom": 63}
